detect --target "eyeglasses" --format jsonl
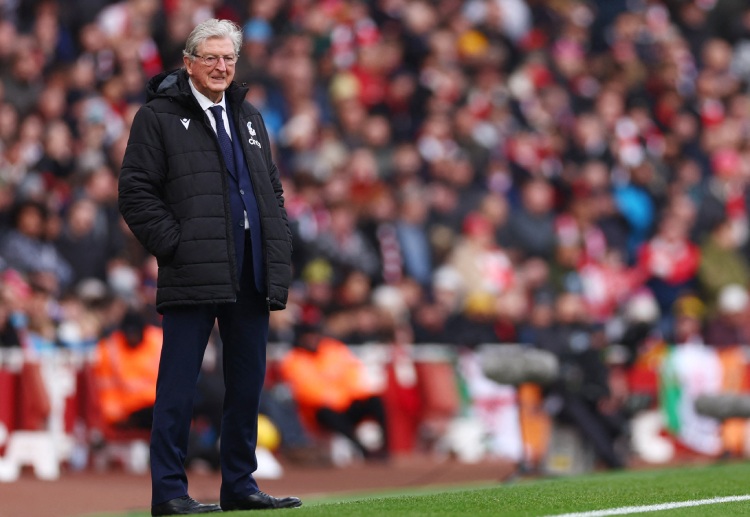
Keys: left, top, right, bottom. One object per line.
{"left": 192, "top": 53, "right": 238, "bottom": 67}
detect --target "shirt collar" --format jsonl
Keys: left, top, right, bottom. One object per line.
{"left": 188, "top": 78, "right": 227, "bottom": 113}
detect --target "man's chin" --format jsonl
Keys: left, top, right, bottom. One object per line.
{"left": 208, "top": 85, "right": 228, "bottom": 98}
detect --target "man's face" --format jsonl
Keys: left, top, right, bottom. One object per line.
{"left": 184, "top": 36, "right": 236, "bottom": 103}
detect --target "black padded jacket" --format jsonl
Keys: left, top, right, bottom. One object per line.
{"left": 118, "top": 69, "right": 292, "bottom": 312}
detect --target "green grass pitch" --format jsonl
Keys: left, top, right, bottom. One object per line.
{"left": 97, "top": 461, "right": 750, "bottom": 517}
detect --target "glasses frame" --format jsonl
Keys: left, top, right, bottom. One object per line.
{"left": 191, "top": 53, "right": 239, "bottom": 67}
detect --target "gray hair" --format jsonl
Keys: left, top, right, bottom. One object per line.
{"left": 183, "top": 18, "right": 242, "bottom": 60}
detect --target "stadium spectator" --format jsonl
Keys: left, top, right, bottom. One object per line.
{"left": 636, "top": 213, "right": 701, "bottom": 328}
{"left": 0, "top": 199, "right": 72, "bottom": 292}
{"left": 394, "top": 184, "right": 433, "bottom": 287}
{"left": 692, "top": 147, "right": 750, "bottom": 249}
{"left": 506, "top": 178, "right": 558, "bottom": 261}
{"left": 1, "top": 34, "right": 45, "bottom": 117}
{"left": 704, "top": 283, "right": 750, "bottom": 348}
{"left": 56, "top": 197, "right": 115, "bottom": 284}
{"left": 448, "top": 211, "right": 516, "bottom": 297}
{"left": 697, "top": 217, "right": 750, "bottom": 312}
{"left": 311, "top": 200, "right": 380, "bottom": 282}
{"left": 671, "top": 294, "right": 707, "bottom": 345}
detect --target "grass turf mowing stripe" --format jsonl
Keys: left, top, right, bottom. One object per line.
{"left": 546, "top": 495, "right": 750, "bottom": 517}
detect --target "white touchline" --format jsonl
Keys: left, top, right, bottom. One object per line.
{"left": 545, "top": 495, "right": 750, "bottom": 517}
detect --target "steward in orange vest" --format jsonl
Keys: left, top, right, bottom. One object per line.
{"left": 279, "top": 324, "right": 388, "bottom": 460}
{"left": 93, "top": 310, "right": 162, "bottom": 429}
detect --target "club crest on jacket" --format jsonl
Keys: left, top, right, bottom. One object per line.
{"left": 247, "top": 121, "right": 261, "bottom": 148}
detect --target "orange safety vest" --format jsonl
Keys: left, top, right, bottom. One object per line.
{"left": 92, "top": 325, "right": 162, "bottom": 425}
{"left": 279, "top": 337, "right": 376, "bottom": 413}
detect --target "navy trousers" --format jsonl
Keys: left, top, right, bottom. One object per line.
{"left": 150, "top": 233, "right": 268, "bottom": 505}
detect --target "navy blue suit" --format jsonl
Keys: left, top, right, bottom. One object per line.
{"left": 150, "top": 100, "right": 268, "bottom": 505}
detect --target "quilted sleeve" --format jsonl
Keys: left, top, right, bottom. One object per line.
{"left": 118, "top": 106, "right": 181, "bottom": 263}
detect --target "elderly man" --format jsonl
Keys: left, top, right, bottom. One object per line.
{"left": 118, "top": 18, "right": 299, "bottom": 515}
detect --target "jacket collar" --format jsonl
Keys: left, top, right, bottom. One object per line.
{"left": 147, "top": 69, "right": 249, "bottom": 114}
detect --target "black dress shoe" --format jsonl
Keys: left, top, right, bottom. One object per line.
{"left": 151, "top": 495, "right": 222, "bottom": 516}
{"left": 221, "top": 491, "right": 302, "bottom": 511}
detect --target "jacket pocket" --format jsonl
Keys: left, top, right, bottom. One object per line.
{"left": 156, "top": 228, "right": 182, "bottom": 267}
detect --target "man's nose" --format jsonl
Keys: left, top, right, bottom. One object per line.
{"left": 216, "top": 58, "right": 228, "bottom": 70}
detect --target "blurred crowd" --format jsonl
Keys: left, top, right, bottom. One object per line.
{"left": 3, "top": 0, "right": 750, "bottom": 467}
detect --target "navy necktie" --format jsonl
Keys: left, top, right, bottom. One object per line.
{"left": 209, "top": 105, "right": 236, "bottom": 177}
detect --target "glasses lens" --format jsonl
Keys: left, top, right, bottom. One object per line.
{"left": 195, "top": 54, "right": 236, "bottom": 66}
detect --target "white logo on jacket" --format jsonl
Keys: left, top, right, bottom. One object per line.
{"left": 180, "top": 118, "right": 190, "bottom": 130}
{"left": 247, "top": 121, "right": 262, "bottom": 148}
